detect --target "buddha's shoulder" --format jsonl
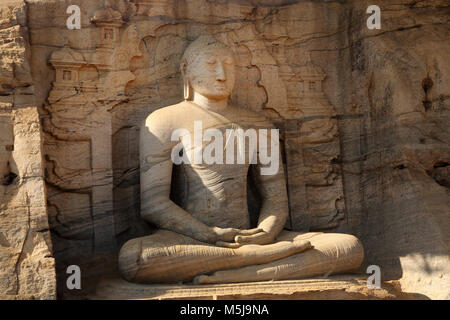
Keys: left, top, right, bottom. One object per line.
{"left": 144, "top": 101, "right": 195, "bottom": 129}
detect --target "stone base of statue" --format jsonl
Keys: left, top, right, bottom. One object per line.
{"left": 90, "top": 275, "right": 423, "bottom": 300}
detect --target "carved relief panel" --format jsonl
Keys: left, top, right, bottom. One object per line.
{"left": 44, "top": 1, "right": 348, "bottom": 297}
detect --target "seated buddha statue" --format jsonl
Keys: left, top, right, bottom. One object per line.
{"left": 118, "top": 35, "right": 364, "bottom": 284}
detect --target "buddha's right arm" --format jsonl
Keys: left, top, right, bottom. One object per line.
{"left": 140, "top": 157, "right": 218, "bottom": 244}
{"left": 140, "top": 112, "right": 221, "bottom": 243}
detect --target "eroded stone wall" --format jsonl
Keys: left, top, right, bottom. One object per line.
{"left": 341, "top": 0, "right": 450, "bottom": 299}
{"left": 0, "top": 0, "right": 55, "bottom": 300}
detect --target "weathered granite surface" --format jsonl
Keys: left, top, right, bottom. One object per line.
{"left": 0, "top": 0, "right": 55, "bottom": 300}
{"left": 343, "top": 0, "right": 450, "bottom": 300}
{"left": 0, "top": 0, "right": 448, "bottom": 299}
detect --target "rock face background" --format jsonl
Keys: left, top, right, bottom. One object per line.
{"left": 0, "top": 0, "right": 448, "bottom": 299}
{"left": 0, "top": 0, "right": 55, "bottom": 299}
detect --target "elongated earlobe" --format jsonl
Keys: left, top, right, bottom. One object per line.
{"left": 181, "top": 61, "right": 192, "bottom": 101}
{"left": 184, "top": 78, "right": 192, "bottom": 100}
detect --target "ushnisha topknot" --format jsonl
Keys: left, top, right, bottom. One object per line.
{"left": 180, "top": 35, "right": 233, "bottom": 68}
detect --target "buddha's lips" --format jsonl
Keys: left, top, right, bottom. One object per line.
{"left": 214, "top": 84, "right": 228, "bottom": 90}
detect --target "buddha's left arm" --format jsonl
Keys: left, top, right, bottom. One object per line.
{"left": 255, "top": 151, "right": 289, "bottom": 240}
{"left": 236, "top": 146, "right": 289, "bottom": 245}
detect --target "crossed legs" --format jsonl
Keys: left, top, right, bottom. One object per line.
{"left": 118, "top": 229, "right": 363, "bottom": 284}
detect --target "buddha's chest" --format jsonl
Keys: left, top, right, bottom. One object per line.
{"left": 173, "top": 121, "right": 259, "bottom": 167}
{"left": 172, "top": 162, "right": 250, "bottom": 229}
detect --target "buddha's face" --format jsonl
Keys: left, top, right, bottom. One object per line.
{"left": 184, "top": 47, "right": 236, "bottom": 100}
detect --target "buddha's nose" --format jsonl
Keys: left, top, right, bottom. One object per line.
{"left": 216, "top": 62, "right": 226, "bottom": 81}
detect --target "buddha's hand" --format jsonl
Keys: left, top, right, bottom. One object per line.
{"left": 234, "top": 229, "right": 275, "bottom": 246}
{"left": 212, "top": 227, "right": 263, "bottom": 248}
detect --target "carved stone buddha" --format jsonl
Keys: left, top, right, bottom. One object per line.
{"left": 118, "top": 35, "right": 364, "bottom": 284}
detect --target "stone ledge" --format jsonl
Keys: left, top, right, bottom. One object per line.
{"left": 91, "top": 275, "right": 407, "bottom": 300}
